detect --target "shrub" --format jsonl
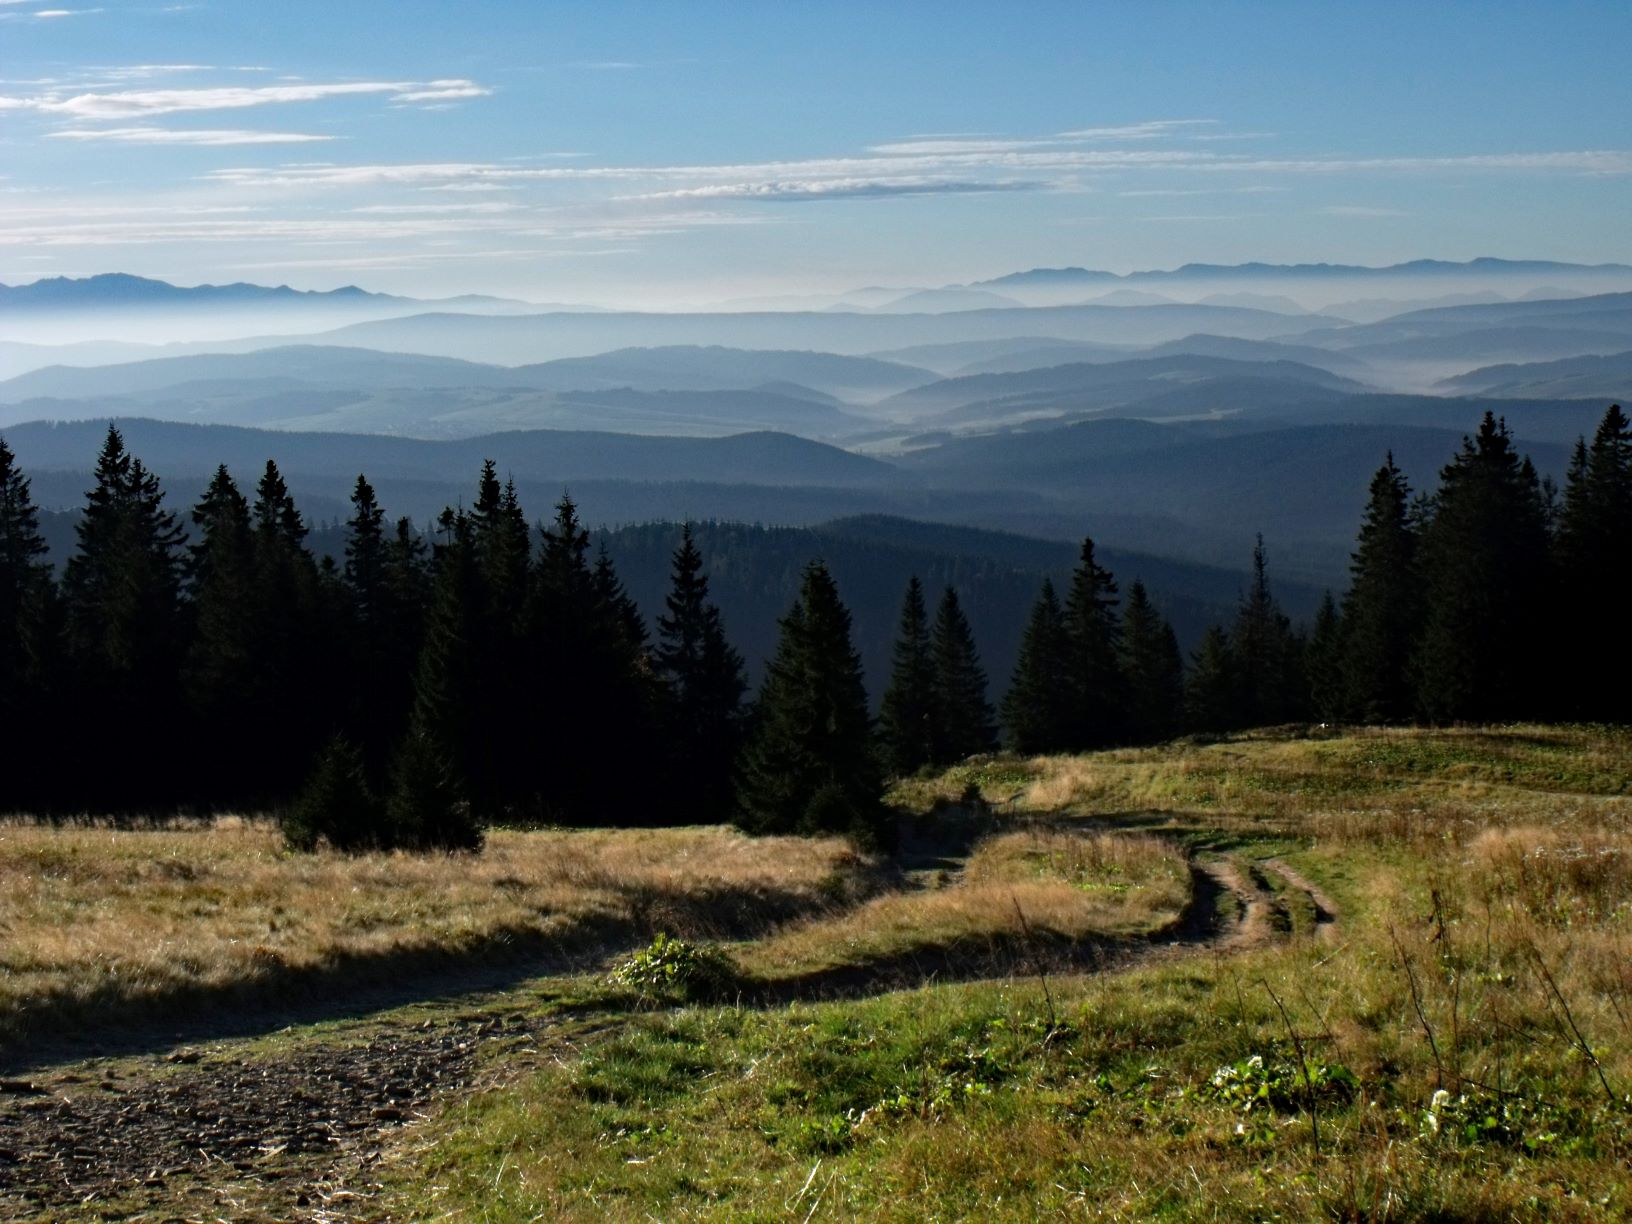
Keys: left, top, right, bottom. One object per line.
{"left": 282, "top": 735, "right": 385, "bottom": 853}
{"left": 608, "top": 933, "right": 740, "bottom": 1002}
{"left": 386, "top": 730, "right": 483, "bottom": 853}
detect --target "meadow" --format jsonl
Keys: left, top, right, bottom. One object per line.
{"left": 391, "top": 725, "right": 1632, "bottom": 1221}
{"left": 1, "top": 724, "right": 1629, "bottom": 1221}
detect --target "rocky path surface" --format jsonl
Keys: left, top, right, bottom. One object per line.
{"left": 0, "top": 848, "right": 1329, "bottom": 1221}
{"left": 0, "top": 1007, "right": 561, "bottom": 1222}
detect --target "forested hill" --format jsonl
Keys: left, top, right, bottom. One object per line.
{"left": 596, "top": 518, "right": 1311, "bottom": 694}
{"left": 30, "top": 504, "right": 1296, "bottom": 695}
{"left": 0, "top": 418, "right": 894, "bottom": 488}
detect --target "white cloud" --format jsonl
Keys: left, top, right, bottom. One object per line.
{"left": 389, "top": 80, "right": 493, "bottom": 104}
{"left": 626, "top": 178, "right": 1043, "bottom": 203}
{"left": 0, "top": 78, "right": 490, "bottom": 118}
{"left": 1056, "top": 119, "right": 1219, "bottom": 141}
{"left": 50, "top": 126, "right": 334, "bottom": 145}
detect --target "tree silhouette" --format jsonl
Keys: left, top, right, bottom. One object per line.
{"left": 878, "top": 576, "right": 936, "bottom": 774}
{"left": 737, "top": 561, "right": 882, "bottom": 840}
{"left": 1340, "top": 455, "right": 1419, "bottom": 723}
{"left": 929, "top": 585, "right": 996, "bottom": 763}
{"left": 1413, "top": 414, "right": 1551, "bottom": 722}
{"left": 1003, "top": 579, "right": 1074, "bottom": 754}
{"left": 1119, "top": 580, "right": 1184, "bottom": 743}
{"left": 654, "top": 523, "right": 748, "bottom": 819}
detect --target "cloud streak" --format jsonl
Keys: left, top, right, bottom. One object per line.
{"left": 0, "top": 78, "right": 490, "bottom": 117}
{"left": 50, "top": 125, "right": 334, "bottom": 144}
{"left": 623, "top": 177, "right": 1042, "bottom": 202}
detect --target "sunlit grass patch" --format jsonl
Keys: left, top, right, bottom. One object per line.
{"left": 0, "top": 821, "right": 866, "bottom": 1045}
{"left": 736, "top": 828, "right": 1190, "bottom": 980}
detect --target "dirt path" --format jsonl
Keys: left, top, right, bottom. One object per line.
{"left": 0, "top": 1007, "right": 569, "bottom": 1222}
{"left": 1261, "top": 856, "right": 1342, "bottom": 941}
{"left": 0, "top": 848, "right": 1329, "bottom": 1220}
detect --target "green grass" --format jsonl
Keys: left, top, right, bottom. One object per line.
{"left": 375, "top": 726, "right": 1632, "bottom": 1222}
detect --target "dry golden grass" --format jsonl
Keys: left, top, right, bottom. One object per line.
{"left": 737, "top": 828, "right": 1188, "bottom": 978}
{"left": 0, "top": 820, "right": 862, "bottom": 1044}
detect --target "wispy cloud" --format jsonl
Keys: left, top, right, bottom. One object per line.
{"left": 50, "top": 125, "right": 334, "bottom": 144}
{"left": 0, "top": 4, "right": 102, "bottom": 17}
{"left": 1056, "top": 119, "right": 1220, "bottom": 141}
{"left": 624, "top": 177, "right": 1042, "bottom": 203}
{"left": 0, "top": 78, "right": 490, "bottom": 117}
{"left": 388, "top": 80, "right": 493, "bottom": 104}
{"left": 203, "top": 144, "right": 1632, "bottom": 199}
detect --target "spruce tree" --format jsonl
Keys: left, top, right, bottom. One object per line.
{"left": 409, "top": 509, "right": 484, "bottom": 812}
{"left": 1413, "top": 413, "right": 1552, "bottom": 722}
{"left": 1119, "top": 580, "right": 1184, "bottom": 744}
{"left": 182, "top": 466, "right": 262, "bottom": 803}
{"left": 1305, "top": 592, "right": 1346, "bottom": 723}
{"left": 1231, "top": 535, "right": 1306, "bottom": 726}
{"left": 386, "top": 727, "right": 482, "bottom": 852}
{"left": 247, "top": 459, "right": 328, "bottom": 796}
{"left": 878, "top": 576, "right": 936, "bottom": 774}
{"left": 737, "top": 560, "right": 883, "bottom": 840}
{"left": 1340, "top": 455, "right": 1420, "bottom": 723}
{"left": 653, "top": 524, "right": 748, "bottom": 819}
{"left": 0, "top": 437, "right": 56, "bottom": 810}
{"left": 928, "top": 586, "right": 996, "bottom": 763}
{"left": 61, "top": 427, "right": 186, "bottom": 809}
{"left": 524, "top": 495, "right": 658, "bottom": 822}
{"left": 1002, "top": 579, "right": 1074, "bottom": 754}
{"left": 594, "top": 542, "right": 649, "bottom": 656}
{"left": 1184, "top": 626, "right": 1238, "bottom": 733}
{"left": 1556, "top": 405, "right": 1632, "bottom": 719}
{"left": 1062, "top": 537, "right": 1125, "bottom": 747}
{"left": 284, "top": 735, "right": 384, "bottom": 853}
{"left": 343, "top": 474, "right": 388, "bottom": 627}
{"left": 471, "top": 464, "right": 532, "bottom": 635}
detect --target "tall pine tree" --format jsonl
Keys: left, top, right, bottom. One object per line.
{"left": 1119, "top": 580, "right": 1184, "bottom": 744}
{"left": 737, "top": 561, "right": 883, "bottom": 840}
{"left": 0, "top": 437, "right": 57, "bottom": 810}
{"left": 61, "top": 427, "right": 186, "bottom": 808}
{"left": 182, "top": 466, "right": 261, "bottom": 803}
{"left": 928, "top": 585, "right": 996, "bottom": 763}
{"left": 1062, "top": 537, "right": 1126, "bottom": 747}
{"left": 653, "top": 523, "right": 748, "bottom": 819}
{"left": 1231, "top": 535, "right": 1306, "bottom": 726}
{"left": 878, "top": 576, "right": 936, "bottom": 774}
{"left": 1002, "top": 579, "right": 1074, "bottom": 754}
{"left": 1555, "top": 405, "right": 1632, "bottom": 719}
{"left": 1340, "top": 455, "right": 1420, "bottom": 723}
{"left": 1184, "top": 626, "right": 1238, "bottom": 734}
{"left": 1305, "top": 593, "right": 1346, "bottom": 724}
{"left": 1413, "top": 414, "right": 1552, "bottom": 722}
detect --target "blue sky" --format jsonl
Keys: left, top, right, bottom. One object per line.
{"left": 2, "top": 0, "right": 1629, "bottom": 303}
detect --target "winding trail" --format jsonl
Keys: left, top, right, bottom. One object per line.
{"left": 0, "top": 845, "right": 1332, "bottom": 1221}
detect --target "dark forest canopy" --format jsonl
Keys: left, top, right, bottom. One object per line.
{"left": 1, "top": 405, "right": 1626, "bottom": 846}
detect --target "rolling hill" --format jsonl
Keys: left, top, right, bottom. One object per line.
{"left": 0, "top": 418, "right": 897, "bottom": 488}
{"left": 1434, "top": 351, "right": 1632, "bottom": 399}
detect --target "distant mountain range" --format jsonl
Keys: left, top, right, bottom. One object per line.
{"left": 0, "top": 273, "right": 544, "bottom": 314}
{"left": 977, "top": 258, "right": 1632, "bottom": 288}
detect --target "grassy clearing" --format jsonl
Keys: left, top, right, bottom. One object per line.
{"left": 382, "top": 725, "right": 1632, "bottom": 1222}
{"left": 0, "top": 821, "right": 864, "bottom": 1047}
{"left": 737, "top": 829, "right": 1188, "bottom": 981}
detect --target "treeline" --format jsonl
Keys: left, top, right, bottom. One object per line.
{"left": 1, "top": 405, "right": 1625, "bottom": 848}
